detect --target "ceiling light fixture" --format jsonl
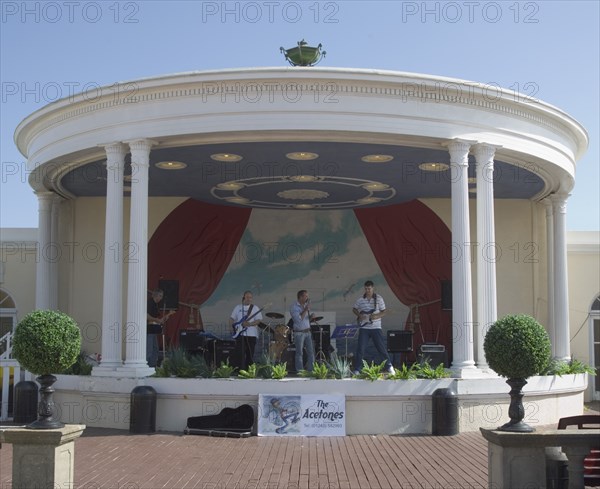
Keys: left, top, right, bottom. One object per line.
{"left": 211, "top": 153, "right": 243, "bottom": 162}
{"left": 362, "top": 182, "right": 390, "bottom": 191}
{"left": 294, "top": 204, "right": 315, "bottom": 209}
{"left": 468, "top": 177, "right": 477, "bottom": 184}
{"left": 216, "top": 181, "right": 245, "bottom": 190}
{"left": 155, "top": 161, "right": 187, "bottom": 170}
{"left": 285, "top": 152, "right": 319, "bottom": 161}
{"left": 361, "top": 154, "right": 394, "bottom": 163}
{"left": 225, "top": 197, "right": 250, "bottom": 204}
{"left": 419, "top": 162, "right": 450, "bottom": 172}
{"left": 289, "top": 175, "right": 319, "bottom": 182}
{"left": 357, "top": 197, "right": 382, "bottom": 204}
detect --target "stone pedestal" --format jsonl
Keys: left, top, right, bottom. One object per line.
{"left": 0, "top": 424, "right": 85, "bottom": 489}
{"left": 480, "top": 427, "right": 599, "bottom": 489}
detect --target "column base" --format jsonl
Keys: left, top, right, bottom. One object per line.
{"left": 450, "top": 366, "right": 487, "bottom": 379}
{"left": 116, "top": 365, "right": 156, "bottom": 378}
{"left": 91, "top": 365, "right": 124, "bottom": 377}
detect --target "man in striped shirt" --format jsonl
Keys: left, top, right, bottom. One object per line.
{"left": 352, "top": 280, "right": 394, "bottom": 375}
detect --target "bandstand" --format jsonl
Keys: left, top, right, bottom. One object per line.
{"left": 14, "top": 66, "right": 589, "bottom": 433}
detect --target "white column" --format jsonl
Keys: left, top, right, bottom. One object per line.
{"left": 445, "top": 139, "right": 477, "bottom": 375}
{"left": 35, "top": 192, "right": 54, "bottom": 310}
{"left": 49, "top": 194, "right": 62, "bottom": 310}
{"left": 544, "top": 199, "right": 556, "bottom": 357}
{"left": 473, "top": 143, "right": 500, "bottom": 370}
{"left": 93, "top": 143, "right": 127, "bottom": 375}
{"left": 551, "top": 193, "right": 570, "bottom": 361}
{"left": 119, "top": 139, "right": 156, "bottom": 376}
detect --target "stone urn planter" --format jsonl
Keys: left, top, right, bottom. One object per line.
{"left": 280, "top": 39, "right": 326, "bottom": 66}
{"left": 12, "top": 310, "right": 81, "bottom": 429}
{"left": 483, "top": 314, "right": 551, "bottom": 432}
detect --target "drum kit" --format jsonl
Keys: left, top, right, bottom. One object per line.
{"left": 261, "top": 311, "right": 327, "bottom": 363}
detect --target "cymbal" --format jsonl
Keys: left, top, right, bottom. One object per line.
{"left": 310, "top": 316, "right": 324, "bottom": 323}
{"left": 266, "top": 312, "right": 284, "bottom": 319}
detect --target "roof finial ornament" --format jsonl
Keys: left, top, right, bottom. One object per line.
{"left": 280, "top": 39, "right": 326, "bottom": 67}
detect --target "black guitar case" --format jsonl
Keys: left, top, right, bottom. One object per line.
{"left": 184, "top": 404, "right": 254, "bottom": 438}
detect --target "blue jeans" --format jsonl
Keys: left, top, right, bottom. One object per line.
{"left": 354, "top": 328, "right": 392, "bottom": 371}
{"left": 293, "top": 331, "right": 315, "bottom": 372}
{"left": 146, "top": 334, "right": 159, "bottom": 367}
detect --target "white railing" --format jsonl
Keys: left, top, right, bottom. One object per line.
{"left": 0, "top": 331, "right": 34, "bottom": 421}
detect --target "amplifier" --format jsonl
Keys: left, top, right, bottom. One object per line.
{"left": 387, "top": 330, "right": 413, "bottom": 353}
{"left": 179, "top": 329, "right": 207, "bottom": 351}
{"left": 207, "top": 340, "right": 238, "bottom": 367}
{"left": 420, "top": 343, "right": 445, "bottom": 353}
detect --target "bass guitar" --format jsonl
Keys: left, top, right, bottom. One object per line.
{"left": 232, "top": 302, "right": 272, "bottom": 339}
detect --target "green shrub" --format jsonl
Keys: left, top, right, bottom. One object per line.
{"left": 484, "top": 314, "right": 551, "bottom": 379}
{"left": 13, "top": 310, "right": 81, "bottom": 375}
{"left": 542, "top": 357, "right": 596, "bottom": 376}
{"left": 61, "top": 352, "right": 93, "bottom": 375}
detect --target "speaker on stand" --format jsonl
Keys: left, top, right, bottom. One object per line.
{"left": 158, "top": 279, "right": 179, "bottom": 310}
{"left": 441, "top": 280, "right": 452, "bottom": 311}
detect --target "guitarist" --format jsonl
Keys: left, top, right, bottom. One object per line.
{"left": 146, "top": 289, "right": 175, "bottom": 368}
{"left": 351, "top": 280, "right": 394, "bottom": 376}
{"left": 229, "top": 291, "right": 263, "bottom": 370}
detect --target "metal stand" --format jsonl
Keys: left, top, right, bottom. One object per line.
{"left": 331, "top": 325, "right": 359, "bottom": 360}
{"left": 312, "top": 321, "right": 327, "bottom": 363}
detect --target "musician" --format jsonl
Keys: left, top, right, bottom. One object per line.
{"left": 147, "top": 289, "right": 169, "bottom": 368}
{"left": 229, "top": 291, "right": 262, "bottom": 370}
{"left": 352, "top": 280, "right": 394, "bottom": 375}
{"left": 290, "top": 290, "right": 315, "bottom": 373}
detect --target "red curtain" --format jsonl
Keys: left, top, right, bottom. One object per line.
{"left": 354, "top": 200, "right": 453, "bottom": 360}
{"left": 148, "top": 199, "right": 251, "bottom": 344}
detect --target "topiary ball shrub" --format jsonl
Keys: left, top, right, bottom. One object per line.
{"left": 13, "top": 310, "right": 81, "bottom": 375}
{"left": 484, "top": 314, "right": 551, "bottom": 379}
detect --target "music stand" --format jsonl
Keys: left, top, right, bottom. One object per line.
{"left": 331, "top": 325, "right": 359, "bottom": 359}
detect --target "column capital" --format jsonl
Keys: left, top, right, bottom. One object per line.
{"left": 472, "top": 143, "right": 501, "bottom": 163}
{"left": 550, "top": 193, "right": 570, "bottom": 213}
{"left": 102, "top": 142, "right": 127, "bottom": 158}
{"left": 35, "top": 191, "right": 55, "bottom": 209}
{"left": 126, "top": 139, "right": 157, "bottom": 154}
{"left": 443, "top": 139, "right": 475, "bottom": 165}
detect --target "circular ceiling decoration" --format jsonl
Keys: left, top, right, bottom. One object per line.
{"left": 211, "top": 175, "right": 396, "bottom": 209}
{"left": 277, "top": 189, "right": 330, "bottom": 200}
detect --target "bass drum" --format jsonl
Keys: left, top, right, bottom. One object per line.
{"left": 268, "top": 324, "right": 289, "bottom": 362}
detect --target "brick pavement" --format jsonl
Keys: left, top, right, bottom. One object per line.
{"left": 0, "top": 428, "right": 488, "bottom": 489}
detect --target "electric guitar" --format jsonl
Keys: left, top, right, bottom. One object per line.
{"left": 231, "top": 302, "right": 271, "bottom": 339}
{"left": 357, "top": 309, "right": 376, "bottom": 327}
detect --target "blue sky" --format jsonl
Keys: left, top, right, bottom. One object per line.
{"left": 1, "top": 0, "right": 598, "bottom": 230}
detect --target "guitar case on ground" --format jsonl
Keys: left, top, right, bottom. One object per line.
{"left": 184, "top": 404, "right": 254, "bottom": 438}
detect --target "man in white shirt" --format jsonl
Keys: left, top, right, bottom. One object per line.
{"left": 290, "top": 289, "right": 315, "bottom": 373}
{"left": 352, "top": 280, "right": 394, "bottom": 375}
{"left": 230, "top": 290, "right": 262, "bottom": 370}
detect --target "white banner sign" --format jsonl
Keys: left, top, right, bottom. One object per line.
{"left": 257, "top": 394, "right": 346, "bottom": 436}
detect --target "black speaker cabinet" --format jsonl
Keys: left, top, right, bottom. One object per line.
{"left": 441, "top": 280, "right": 452, "bottom": 311}
{"left": 418, "top": 349, "right": 448, "bottom": 368}
{"left": 207, "top": 340, "right": 237, "bottom": 367}
{"left": 387, "top": 330, "right": 413, "bottom": 353}
{"left": 158, "top": 279, "right": 179, "bottom": 310}
{"left": 179, "top": 329, "right": 206, "bottom": 352}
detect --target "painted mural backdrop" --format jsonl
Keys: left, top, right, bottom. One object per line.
{"left": 148, "top": 199, "right": 453, "bottom": 365}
